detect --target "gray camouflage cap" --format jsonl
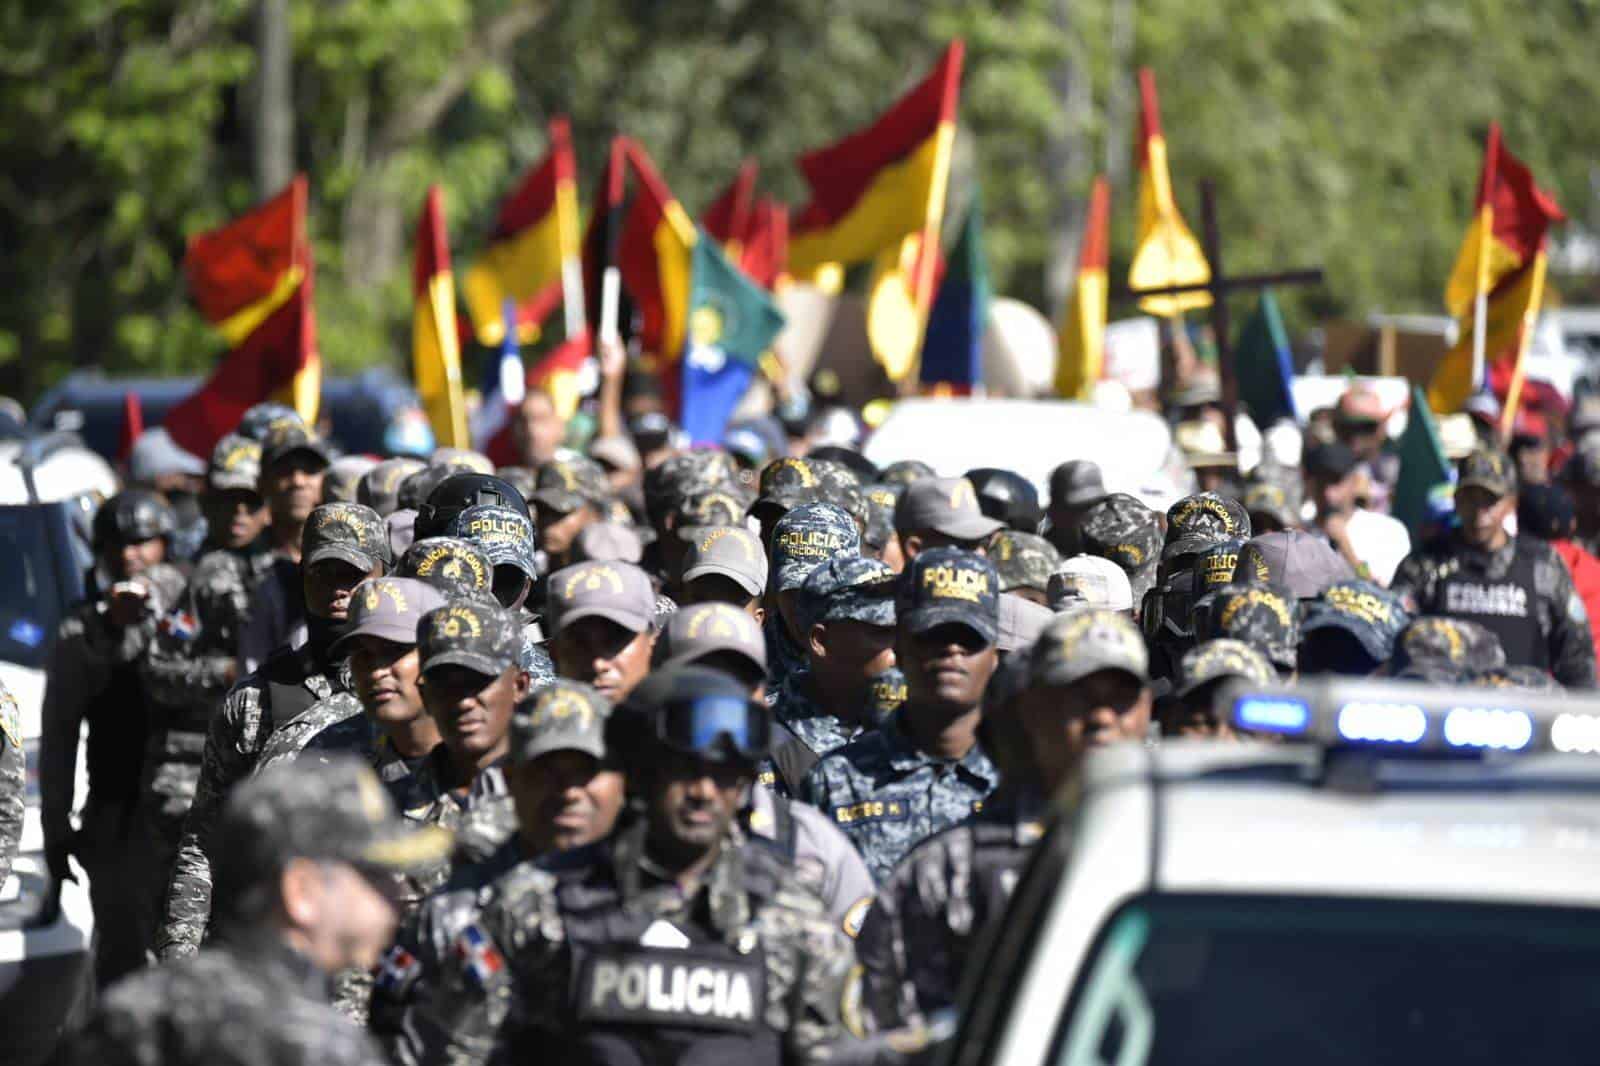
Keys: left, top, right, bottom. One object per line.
{"left": 1242, "top": 479, "right": 1302, "bottom": 530}
{"left": 879, "top": 459, "right": 937, "bottom": 487}
{"left": 682, "top": 525, "right": 768, "bottom": 597}
{"left": 222, "top": 756, "right": 452, "bottom": 875}
{"left": 530, "top": 456, "right": 612, "bottom": 515}
{"left": 672, "top": 486, "right": 755, "bottom": 538}
{"left": 303, "top": 502, "right": 391, "bottom": 571}
{"left": 236, "top": 402, "right": 304, "bottom": 443}
{"left": 418, "top": 598, "right": 522, "bottom": 677}
{"left": 990, "top": 530, "right": 1061, "bottom": 594}
{"left": 1177, "top": 639, "right": 1274, "bottom": 699}
{"left": 324, "top": 455, "right": 378, "bottom": 505}
{"left": 400, "top": 536, "right": 494, "bottom": 600}
{"left": 260, "top": 421, "right": 333, "bottom": 474}
{"left": 331, "top": 577, "right": 448, "bottom": 655}
{"left": 510, "top": 680, "right": 611, "bottom": 764}
{"left": 797, "top": 555, "right": 897, "bottom": 631}
{"left": 657, "top": 602, "right": 768, "bottom": 676}
{"left": 359, "top": 457, "right": 427, "bottom": 517}
{"left": 1029, "top": 608, "right": 1149, "bottom": 687}
{"left": 430, "top": 447, "right": 495, "bottom": 474}
{"left": 1163, "top": 492, "right": 1251, "bottom": 560}
{"left": 449, "top": 504, "right": 538, "bottom": 580}
{"left": 547, "top": 560, "right": 657, "bottom": 635}
{"left": 771, "top": 503, "right": 860, "bottom": 592}
{"left": 1079, "top": 493, "right": 1163, "bottom": 575}
{"left": 898, "top": 547, "right": 1000, "bottom": 645}
{"left": 1201, "top": 582, "right": 1300, "bottom": 671}
{"left": 207, "top": 434, "right": 262, "bottom": 494}
{"left": 1391, "top": 616, "right": 1507, "bottom": 675}
{"left": 1300, "top": 580, "right": 1410, "bottom": 663}
{"left": 861, "top": 483, "right": 903, "bottom": 549}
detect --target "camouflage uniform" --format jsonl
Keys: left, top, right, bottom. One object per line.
{"left": 251, "top": 691, "right": 365, "bottom": 773}
{"left": 392, "top": 817, "right": 862, "bottom": 1066}
{"left": 65, "top": 935, "right": 389, "bottom": 1066}
{"left": 760, "top": 667, "right": 906, "bottom": 796}
{"left": 0, "top": 681, "right": 23, "bottom": 889}
{"left": 855, "top": 789, "right": 1046, "bottom": 1028}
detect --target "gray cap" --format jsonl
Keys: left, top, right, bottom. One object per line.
{"left": 998, "top": 595, "right": 1054, "bottom": 654}
{"left": 1177, "top": 639, "right": 1274, "bottom": 699}
{"left": 530, "top": 456, "right": 612, "bottom": 515}
{"left": 236, "top": 402, "right": 304, "bottom": 443}
{"left": 129, "top": 427, "right": 207, "bottom": 483}
{"left": 303, "top": 502, "right": 391, "bottom": 571}
{"left": 1029, "top": 608, "right": 1149, "bottom": 687}
{"left": 657, "top": 602, "right": 768, "bottom": 676}
{"left": 1048, "top": 555, "right": 1135, "bottom": 613}
{"left": 573, "top": 522, "right": 645, "bottom": 565}
{"left": 449, "top": 504, "right": 537, "bottom": 581}
{"left": 207, "top": 434, "right": 262, "bottom": 493}
{"left": 417, "top": 598, "right": 522, "bottom": 677}
{"left": 510, "top": 681, "right": 611, "bottom": 764}
{"left": 547, "top": 560, "right": 657, "bottom": 635}
{"left": 1049, "top": 460, "right": 1106, "bottom": 509}
{"left": 429, "top": 447, "right": 495, "bottom": 474}
{"left": 797, "top": 555, "right": 897, "bottom": 631}
{"left": 399, "top": 536, "right": 493, "bottom": 600}
{"left": 894, "top": 477, "right": 1005, "bottom": 541}
{"left": 324, "top": 455, "right": 379, "bottom": 504}
{"left": 387, "top": 509, "right": 417, "bottom": 558}
{"left": 260, "top": 421, "right": 333, "bottom": 474}
{"left": 772, "top": 503, "right": 860, "bottom": 592}
{"left": 359, "top": 457, "right": 428, "bottom": 517}
{"left": 222, "top": 756, "right": 452, "bottom": 876}
{"left": 682, "top": 525, "right": 768, "bottom": 598}
{"left": 331, "top": 577, "right": 448, "bottom": 655}
{"left": 1163, "top": 493, "right": 1252, "bottom": 561}
{"left": 1236, "top": 531, "right": 1355, "bottom": 600}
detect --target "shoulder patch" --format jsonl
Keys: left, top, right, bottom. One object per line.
{"left": 0, "top": 689, "right": 17, "bottom": 750}
{"left": 841, "top": 896, "right": 872, "bottom": 939}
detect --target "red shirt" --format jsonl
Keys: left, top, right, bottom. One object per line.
{"left": 1551, "top": 538, "right": 1600, "bottom": 666}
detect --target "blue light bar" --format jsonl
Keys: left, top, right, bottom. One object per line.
{"left": 1233, "top": 695, "right": 1311, "bottom": 735}
{"left": 1443, "top": 707, "right": 1533, "bottom": 751}
{"left": 1336, "top": 701, "right": 1427, "bottom": 745}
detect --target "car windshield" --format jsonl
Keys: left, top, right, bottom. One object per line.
{"left": 1054, "top": 895, "right": 1600, "bottom": 1066}
{"left": 0, "top": 505, "right": 69, "bottom": 667}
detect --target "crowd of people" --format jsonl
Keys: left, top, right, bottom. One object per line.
{"left": 10, "top": 345, "right": 1600, "bottom": 1065}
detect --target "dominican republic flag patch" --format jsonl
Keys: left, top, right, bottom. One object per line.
{"left": 454, "top": 924, "right": 506, "bottom": 988}
{"left": 160, "top": 609, "right": 200, "bottom": 642}
{"left": 376, "top": 945, "right": 422, "bottom": 994}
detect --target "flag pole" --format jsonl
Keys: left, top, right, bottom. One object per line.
{"left": 905, "top": 42, "right": 964, "bottom": 393}
{"left": 1497, "top": 251, "right": 1548, "bottom": 442}
{"left": 1469, "top": 124, "right": 1500, "bottom": 396}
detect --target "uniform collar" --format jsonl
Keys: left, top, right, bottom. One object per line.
{"left": 880, "top": 712, "right": 994, "bottom": 783}
{"left": 612, "top": 815, "right": 752, "bottom": 939}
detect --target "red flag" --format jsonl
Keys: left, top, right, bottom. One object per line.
{"left": 118, "top": 391, "right": 145, "bottom": 465}
{"left": 740, "top": 200, "right": 789, "bottom": 290}
{"left": 703, "top": 160, "right": 758, "bottom": 256}
{"left": 165, "top": 176, "right": 318, "bottom": 457}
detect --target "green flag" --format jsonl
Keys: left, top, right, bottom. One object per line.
{"left": 679, "top": 234, "right": 785, "bottom": 444}
{"left": 1392, "top": 384, "right": 1455, "bottom": 538}
{"left": 1235, "top": 289, "right": 1297, "bottom": 426}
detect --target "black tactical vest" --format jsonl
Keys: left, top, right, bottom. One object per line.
{"left": 1434, "top": 542, "right": 1544, "bottom": 669}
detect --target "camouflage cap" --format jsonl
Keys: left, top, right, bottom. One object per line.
{"left": 672, "top": 486, "right": 755, "bottom": 538}
{"left": 1477, "top": 664, "right": 1563, "bottom": 692}
{"left": 1300, "top": 580, "right": 1410, "bottom": 663}
{"left": 359, "top": 457, "right": 427, "bottom": 517}
{"left": 681, "top": 525, "right": 767, "bottom": 597}
{"left": 331, "top": 577, "right": 448, "bottom": 655}
{"left": 1079, "top": 493, "right": 1163, "bottom": 575}
{"left": 207, "top": 434, "right": 262, "bottom": 493}
{"left": 397, "top": 462, "right": 474, "bottom": 513}
{"left": 260, "top": 421, "right": 333, "bottom": 474}
{"left": 797, "top": 555, "right": 897, "bottom": 631}
{"left": 657, "top": 602, "right": 768, "bottom": 677}
{"left": 990, "top": 531, "right": 1061, "bottom": 594}
{"left": 236, "top": 402, "right": 304, "bottom": 443}
{"left": 530, "top": 456, "right": 612, "bottom": 515}
{"left": 759, "top": 456, "right": 821, "bottom": 498}
{"left": 399, "top": 536, "right": 494, "bottom": 600}
{"left": 1235, "top": 530, "right": 1355, "bottom": 600}
{"left": 303, "top": 502, "right": 390, "bottom": 571}
{"left": 1193, "top": 537, "right": 1247, "bottom": 597}
{"left": 771, "top": 503, "right": 860, "bottom": 592}
{"left": 811, "top": 462, "right": 868, "bottom": 529}
{"left": 1177, "top": 639, "right": 1274, "bottom": 699}
{"left": 1029, "top": 607, "right": 1149, "bottom": 687}
{"left": 897, "top": 547, "right": 1000, "bottom": 646}
{"left": 1048, "top": 555, "right": 1135, "bottom": 613}
{"left": 645, "top": 454, "right": 730, "bottom": 527}
{"left": 997, "top": 594, "right": 1054, "bottom": 654}
{"left": 1163, "top": 492, "right": 1251, "bottom": 560}
{"left": 495, "top": 465, "right": 539, "bottom": 503}
{"left": 547, "top": 561, "right": 657, "bottom": 635}
{"left": 1242, "top": 480, "right": 1302, "bottom": 530}
{"left": 861, "top": 482, "right": 903, "bottom": 549}
{"left": 1458, "top": 446, "right": 1518, "bottom": 498}
{"left": 1391, "top": 616, "right": 1508, "bottom": 676}
{"left": 449, "top": 504, "right": 537, "bottom": 581}
{"left": 573, "top": 522, "right": 645, "bottom": 565}
{"left": 223, "top": 756, "right": 452, "bottom": 876}
{"left": 895, "top": 477, "right": 1005, "bottom": 541}
{"left": 510, "top": 681, "right": 612, "bottom": 764}
{"left": 1201, "top": 582, "right": 1300, "bottom": 671}
{"left": 323, "top": 455, "right": 378, "bottom": 504}
{"left": 879, "top": 459, "right": 937, "bottom": 487}
{"left": 866, "top": 666, "right": 908, "bottom": 720}
{"left": 430, "top": 447, "right": 495, "bottom": 475}
{"left": 418, "top": 598, "right": 522, "bottom": 677}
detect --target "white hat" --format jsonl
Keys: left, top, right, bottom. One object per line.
{"left": 1047, "top": 555, "right": 1134, "bottom": 613}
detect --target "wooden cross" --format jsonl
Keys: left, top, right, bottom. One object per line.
{"left": 1124, "top": 179, "right": 1324, "bottom": 451}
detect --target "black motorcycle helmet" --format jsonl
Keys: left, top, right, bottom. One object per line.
{"left": 414, "top": 472, "right": 530, "bottom": 540}
{"left": 91, "top": 489, "right": 175, "bottom": 551}
{"left": 965, "top": 467, "right": 1043, "bottom": 532}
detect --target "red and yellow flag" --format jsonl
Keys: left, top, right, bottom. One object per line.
{"left": 617, "top": 140, "right": 698, "bottom": 378}
{"left": 1057, "top": 176, "right": 1111, "bottom": 399}
{"left": 741, "top": 199, "right": 790, "bottom": 291}
{"left": 1127, "top": 69, "right": 1211, "bottom": 318}
{"left": 412, "top": 185, "right": 469, "bottom": 448}
{"left": 463, "top": 117, "right": 580, "bottom": 346}
{"left": 704, "top": 160, "right": 758, "bottom": 262}
{"left": 165, "top": 175, "right": 318, "bottom": 457}
{"left": 1428, "top": 123, "right": 1564, "bottom": 413}
{"left": 582, "top": 136, "right": 631, "bottom": 339}
{"left": 789, "top": 41, "right": 963, "bottom": 282}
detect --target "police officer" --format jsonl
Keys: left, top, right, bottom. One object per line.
{"left": 41, "top": 489, "right": 185, "bottom": 982}
{"left": 893, "top": 477, "right": 1003, "bottom": 560}
{"left": 0, "top": 680, "right": 24, "bottom": 897}
{"left": 1197, "top": 582, "right": 1301, "bottom": 678}
{"left": 527, "top": 456, "right": 612, "bottom": 571}
{"left": 67, "top": 758, "right": 448, "bottom": 1066}
{"left": 1298, "top": 580, "right": 1410, "bottom": 677}
{"left": 1163, "top": 639, "right": 1276, "bottom": 738}
{"left": 990, "top": 530, "right": 1060, "bottom": 607}
{"left": 861, "top": 483, "right": 905, "bottom": 573}
{"left": 445, "top": 502, "right": 558, "bottom": 689}
{"left": 157, "top": 502, "right": 389, "bottom": 960}
{"left": 858, "top": 608, "right": 1151, "bottom": 1028}
{"left": 1391, "top": 447, "right": 1595, "bottom": 688}
{"left": 1043, "top": 460, "right": 1107, "bottom": 557}
{"left": 138, "top": 436, "right": 275, "bottom": 936}
{"left": 1076, "top": 492, "right": 1163, "bottom": 605}
{"left": 546, "top": 559, "right": 661, "bottom": 704}
{"left": 1387, "top": 616, "right": 1507, "bottom": 681}
{"left": 799, "top": 548, "right": 999, "bottom": 883}
{"left": 680, "top": 525, "right": 769, "bottom": 619}
{"left": 763, "top": 556, "right": 900, "bottom": 795}
{"left": 358, "top": 456, "right": 428, "bottom": 517}
{"left": 396, "top": 665, "right": 863, "bottom": 1065}
{"left": 768, "top": 503, "right": 862, "bottom": 688}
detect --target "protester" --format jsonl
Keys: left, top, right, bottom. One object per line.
{"left": 1302, "top": 440, "right": 1411, "bottom": 585}
{"left": 1517, "top": 483, "right": 1600, "bottom": 666}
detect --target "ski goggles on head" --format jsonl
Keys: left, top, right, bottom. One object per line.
{"left": 1142, "top": 574, "right": 1198, "bottom": 642}
{"left": 655, "top": 694, "right": 771, "bottom": 765}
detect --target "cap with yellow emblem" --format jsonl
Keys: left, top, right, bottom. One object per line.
{"left": 682, "top": 525, "right": 768, "bottom": 597}
{"left": 656, "top": 602, "right": 768, "bottom": 678}
{"left": 399, "top": 537, "right": 494, "bottom": 601}
{"left": 510, "top": 681, "right": 612, "bottom": 764}
{"left": 417, "top": 598, "right": 521, "bottom": 677}
{"left": 331, "top": 577, "right": 447, "bottom": 654}
{"left": 302, "top": 502, "right": 392, "bottom": 571}
{"left": 206, "top": 434, "right": 263, "bottom": 494}
{"left": 897, "top": 547, "right": 1000, "bottom": 646}
{"left": 894, "top": 477, "right": 1005, "bottom": 541}
{"left": 546, "top": 560, "right": 658, "bottom": 635}
{"left": 1029, "top": 608, "right": 1149, "bottom": 688}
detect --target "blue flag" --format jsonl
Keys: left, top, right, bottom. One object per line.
{"left": 680, "top": 234, "right": 785, "bottom": 444}
{"left": 918, "top": 197, "right": 990, "bottom": 391}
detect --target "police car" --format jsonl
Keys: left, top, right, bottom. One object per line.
{"left": 0, "top": 431, "right": 111, "bottom": 1061}
{"left": 944, "top": 678, "right": 1600, "bottom": 1066}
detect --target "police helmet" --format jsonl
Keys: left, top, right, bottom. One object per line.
{"left": 414, "top": 473, "right": 530, "bottom": 540}
{"left": 609, "top": 665, "right": 771, "bottom": 775}
{"left": 92, "top": 489, "right": 176, "bottom": 550}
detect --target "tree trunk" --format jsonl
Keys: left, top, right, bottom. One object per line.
{"left": 1045, "top": 0, "right": 1093, "bottom": 320}
{"left": 254, "top": 0, "right": 294, "bottom": 198}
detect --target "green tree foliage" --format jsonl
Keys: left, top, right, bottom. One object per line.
{"left": 1, "top": 0, "right": 1596, "bottom": 403}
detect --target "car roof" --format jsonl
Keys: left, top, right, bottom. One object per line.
{"left": 0, "top": 436, "right": 117, "bottom": 506}
{"left": 1082, "top": 740, "right": 1600, "bottom": 908}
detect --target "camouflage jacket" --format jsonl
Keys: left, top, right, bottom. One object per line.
{"left": 64, "top": 934, "right": 387, "bottom": 1066}
{"left": 0, "top": 681, "right": 23, "bottom": 888}
{"left": 155, "top": 643, "right": 351, "bottom": 960}
{"left": 797, "top": 716, "right": 998, "bottom": 885}
{"left": 252, "top": 691, "right": 365, "bottom": 775}
{"left": 855, "top": 789, "right": 1046, "bottom": 1028}
{"left": 396, "top": 817, "right": 863, "bottom": 1066}
{"left": 758, "top": 668, "right": 905, "bottom": 797}
{"left": 142, "top": 546, "right": 273, "bottom": 720}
